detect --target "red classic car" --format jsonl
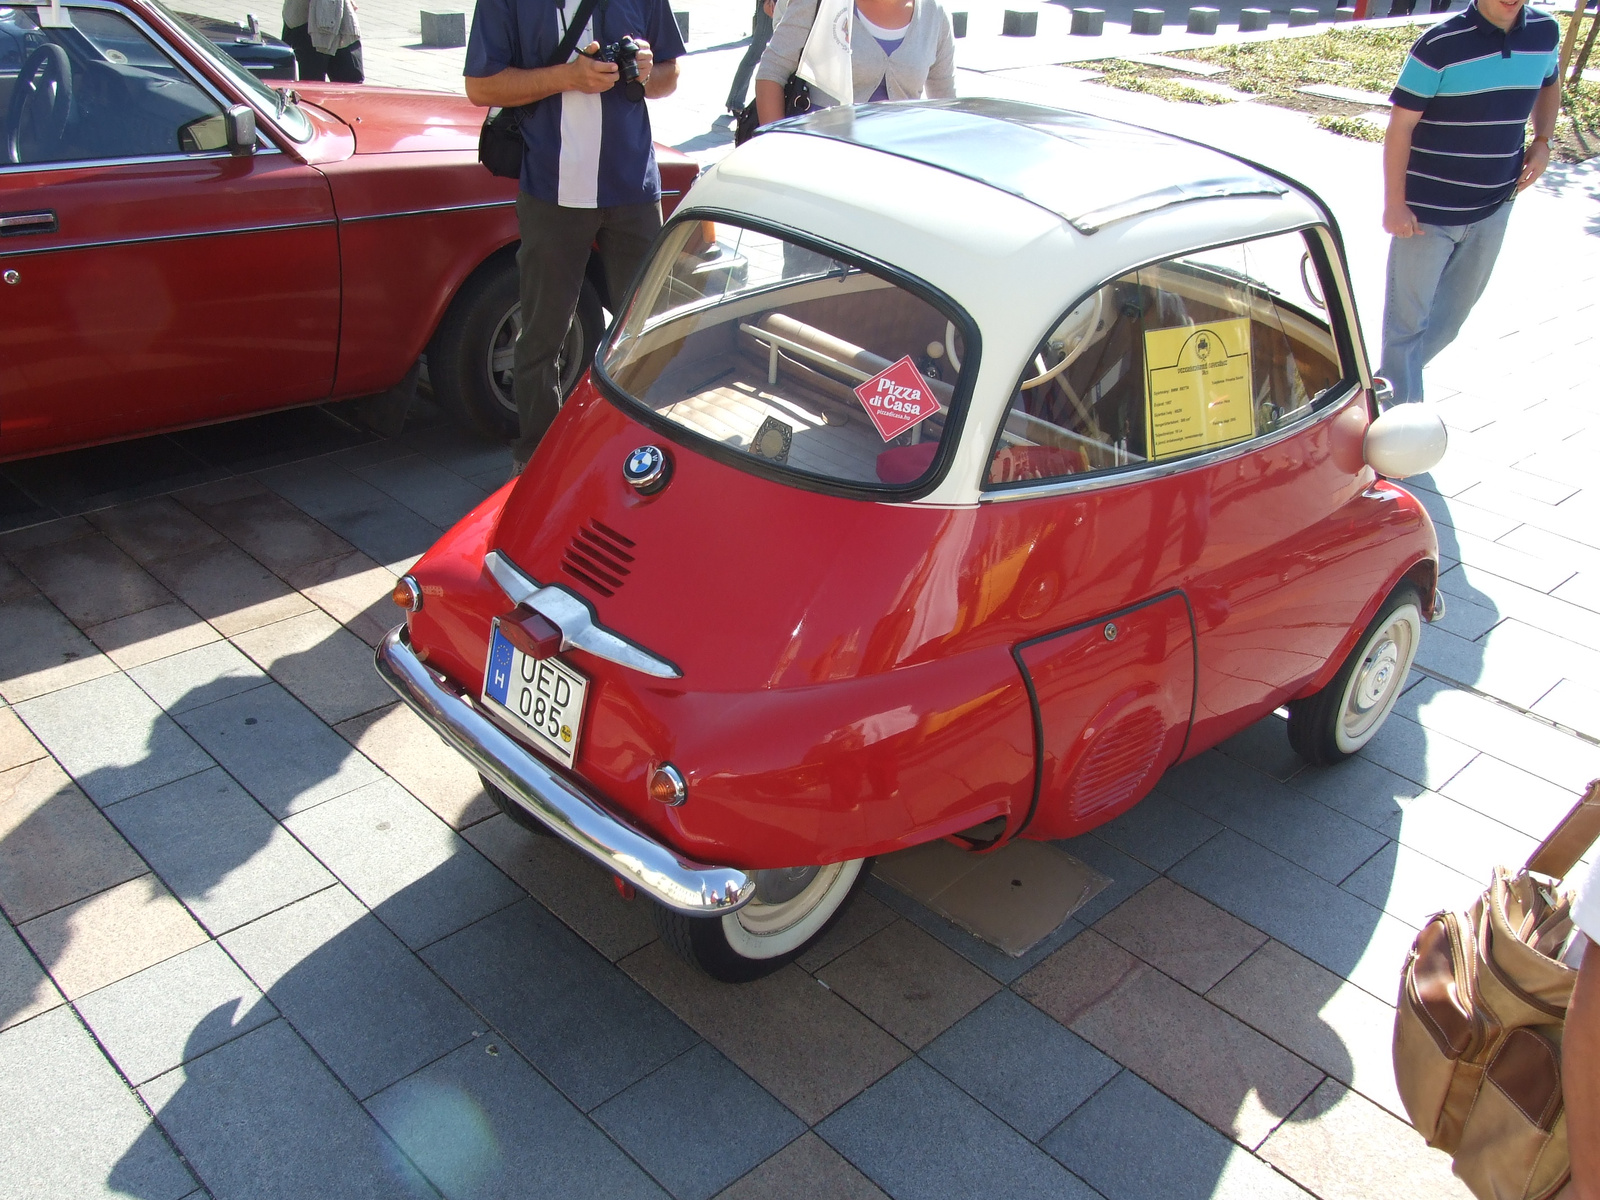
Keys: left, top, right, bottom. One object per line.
{"left": 0, "top": 0, "right": 697, "bottom": 459}
{"left": 378, "top": 100, "right": 1449, "bottom": 981}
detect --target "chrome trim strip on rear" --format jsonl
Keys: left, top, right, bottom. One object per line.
{"left": 485, "top": 550, "right": 682, "bottom": 679}
{"left": 375, "top": 626, "right": 753, "bottom": 914}
{"left": 340, "top": 199, "right": 517, "bottom": 224}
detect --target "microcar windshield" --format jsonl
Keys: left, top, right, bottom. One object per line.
{"left": 600, "top": 219, "right": 972, "bottom": 493}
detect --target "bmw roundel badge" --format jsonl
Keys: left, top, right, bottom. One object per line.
{"left": 623, "top": 445, "right": 670, "bottom": 494}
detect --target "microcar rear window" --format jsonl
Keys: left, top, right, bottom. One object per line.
{"left": 599, "top": 219, "right": 971, "bottom": 493}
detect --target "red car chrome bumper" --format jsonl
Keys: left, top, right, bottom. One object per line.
{"left": 374, "top": 625, "right": 756, "bottom": 915}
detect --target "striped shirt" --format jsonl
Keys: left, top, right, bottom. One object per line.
{"left": 1390, "top": 2, "right": 1558, "bottom": 227}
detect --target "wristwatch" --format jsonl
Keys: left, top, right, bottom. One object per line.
{"left": 1528, "top": 134, "right": 1551, "bottom": 150}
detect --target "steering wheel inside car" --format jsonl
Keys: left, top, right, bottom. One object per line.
{"left": 4, "top": 44, "right": 76, "bottom": 165}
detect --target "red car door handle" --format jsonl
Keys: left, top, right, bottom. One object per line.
{"left": 0, "top": 211, "right": 58, "bottom": 235}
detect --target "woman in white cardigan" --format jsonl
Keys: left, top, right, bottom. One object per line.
{"left": 753, "top": 0, "right": 955, "bottom": 125}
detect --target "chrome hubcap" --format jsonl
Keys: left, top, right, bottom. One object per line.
{"left": 1354, "top": 639, "right": 1400, "bottom": 712}
{"left": 486, "top": 302, "right": 584, "bottom": 416}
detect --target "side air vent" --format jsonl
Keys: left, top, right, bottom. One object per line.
{"left": 1068, "top": 706, "right": 1166, "bottom": 823}
{"left": 561, "top": 519, "right": 636, "bottom": 598}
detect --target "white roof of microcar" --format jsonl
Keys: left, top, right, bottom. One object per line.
{"left": 679, "top": 99, "right": 1340, "bottom": 507}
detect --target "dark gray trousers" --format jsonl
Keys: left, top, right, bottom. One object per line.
{"left": 512, "top": 192, "right": 661, "bottom": 466}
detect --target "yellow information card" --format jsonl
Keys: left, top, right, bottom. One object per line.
{"left": 1143, "top": 318, "right": 1254, "bottom": 460}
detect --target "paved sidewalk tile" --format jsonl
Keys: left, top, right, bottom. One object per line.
{"left": 1208, "top": 940, "right": 1407, "bottom": 1120}
{"left": 140, "top": 1019, "right": 429, "bottom": 1200}
{"left": 1532, "top": 676, "right": 1600, "bottom": 741}
{"left": 715, "top": 1133, "right": 888, "bottom": 1200}
{"left": 0, "top": 594, "right": 118, "bottom": 703}
{"left": 20, "top": 874, "right": 208, "bottom": 1000}
{"left": 284, "top": 778, "right": 521, "bottom": 950}
{"left": 0, "top": 916, "right": 63, "bottom": 1032}
{"left": 817, "top": 920, "right": 1000, "bottom": 1050}
{"left": 143, "top": 541, "right": 314, "bottom": 637}
{"left": 84, "top": 601, "right": 221, "bottom": 671}
{"left": 107, "top": 768, "right": 335, "bottom": 936}
{"left": 1091, "top": 790, "right": 1221, "bottom": 872}
{"left": 1093, "top": 878, "right": 1266, "bottom": 992}
{"left": 176, "top": 476, "right": 354, "bottom": 578}
{"left": 863, "top": 875, "right": 1085, "bottom": 984}
{"left": 368, "top": 1038, "right": 669, "bottom": 1200}
{"left": 354, "top": 454, "right": 490, "bottom": 530}
{"left": 75, "top": 940, "right": 277, "bottom": 1085}
{"left": 282, "top": 550, "right": 399, "bottom": 649}
{"left": 127, "top": 640, "right": 269, "bottom": 716}
{"left": 818, "top": 1058, "right": 1099, "bottom": 1200}
{"left": 1259, "top": 1079, "right": 1472, "bottom": 1200}
{"left": 220, "top": 886, "right": 477, "bottom": 1099}
{"left": 255, "top": 459, "right": 443, "bottom": 571}
{"left": 87, "top": 496, "right": 227, "bottom": 564}
{"left": 1048, "top": 834, "right": 1158, "bottom": 927}
{"left": 1399, "top": 678, "right": 1600, "bottom": 793}
{"left": 922, "top": 990, "right": 1119, "bottom": 1141}
{"left": 1414, "top": 620, "right": 1574, "bottom": 711}
{"left": 176, "top": 683, "right": 384, "bottom": 818}
{"left": 0, "top": 1005, "right": 196, "bottom": 1200}
{"left": 337, "top": 702, "right": 495, "bottom": 830}
{"left": 1169, "top": 830, "right": 1433, "bottom": 1001}
{"left": 16, "top": 673, "right": 213, "bottom": 807}
{"left": 1017, "top": 931, "right": 1323, "bottom": 1148}
{"left": 465, "top": 815, "right": 656, "bottom": 961}
{"left": 1341, "top": 841, "right": 1483, "bottom": 930}
{"left": 9, "top": 534, "right": 173, "bottom": 629}
{"left": 1354, "top": 711, "right": 1477, "bottom": 792}
{"left": 422, "top": 899, "right": 696, "bottom": 1112}
{"left": 1044, "top": 1069, "right": 1309, "bottom": 1200}
{"left": 0, "top": 757, "right": 148, "bottom": 923}
{"left": 794, "top": 891, "right": 898, "bottom": 973}
{"left": 622, "top": 941, "right": 907, "bottom": 1124}
{"left": 1215, "top": 715, "right": 1306, "bottom": 782}
{"left": 0, "top": 707, "right": 45, "bottom": 772}
{"left": 232, "top": 608, "right": 396, "bottom": 724}
{"left": 594, "top": 1042, "right": 804, "bottom": 1200}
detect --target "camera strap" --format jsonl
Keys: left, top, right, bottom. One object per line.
{"left": 548, "top": 0, "right": 603, "bottom": 66}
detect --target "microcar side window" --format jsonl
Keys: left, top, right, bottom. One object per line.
{"left": 601, "top": 219, "right": 970, "bottom": 492}
{"left": 985, "top": 229, "right": 1344, "bottom": 489}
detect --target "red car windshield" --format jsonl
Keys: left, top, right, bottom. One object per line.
{"left": 600, "top": 219, "right": 970, "bottom": 492}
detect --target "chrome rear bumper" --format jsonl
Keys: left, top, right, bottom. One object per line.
{"left": 375, "top": 626, "right": 755, "bottom": 915}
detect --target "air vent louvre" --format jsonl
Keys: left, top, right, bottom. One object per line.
{"left": 1069, "top": 707, "right": 1166, "bottom": 821}
{"left": 561, "top": 519, "right": 635, "bottom": 598}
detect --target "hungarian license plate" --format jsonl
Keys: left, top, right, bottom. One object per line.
{"left": 482, "top": 622, "right": 588, "bottom": 769}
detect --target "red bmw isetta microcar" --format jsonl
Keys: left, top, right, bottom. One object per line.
{"left": 379, "top": 100, "right": 1446, "bottom": 981}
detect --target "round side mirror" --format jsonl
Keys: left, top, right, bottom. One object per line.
{"left": 1364, "top": 402, "right": 1447, "bottom": 478}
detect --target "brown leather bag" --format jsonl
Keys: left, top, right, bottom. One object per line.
{"left": 1393, "top": 779, "right": 1600, "bottom": 1200}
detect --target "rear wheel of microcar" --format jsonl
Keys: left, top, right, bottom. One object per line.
{"left": 1287, "top": 585, "right": 1422, "bottom": 766}
{"left": 429, "top": 260, "right": 603, "bottom": 440}
{"left": 654, "top": 858, "right": 872, "bottom": 983}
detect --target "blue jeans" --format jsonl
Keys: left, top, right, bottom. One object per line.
{"left": 1378, "top": 199, "right": 1513, "bottom": 405}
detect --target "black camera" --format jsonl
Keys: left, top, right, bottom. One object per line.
{"left": 590, "top": 35, "right": 644, "bottom": 103}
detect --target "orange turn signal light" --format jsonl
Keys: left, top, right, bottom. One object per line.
{"left": 392, "top": 576, "right": 423, "bottom": 612}
{"left": 649, "top": 763, "right": 687, "bottom": 807}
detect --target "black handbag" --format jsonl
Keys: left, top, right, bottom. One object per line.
{"left": 478, "top": 0, "right": 603, "bottom": 178}
{"left": 733, "top": 74, "right": 811, "bottom": 146}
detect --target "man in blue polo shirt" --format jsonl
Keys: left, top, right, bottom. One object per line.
{"left": 464, "top": 0, "right": 686, "bottom": 472}
{"left": 1379, "top": 0, "right": 1559, "bottom": 406}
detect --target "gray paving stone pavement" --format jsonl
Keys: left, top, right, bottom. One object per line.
{"left": 3, "top": 1, "right": 1600, "bottom": 1195}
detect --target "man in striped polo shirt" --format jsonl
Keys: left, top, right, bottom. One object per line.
{"left": 1379, "top": 0, "right": 1560, "bottom": 406}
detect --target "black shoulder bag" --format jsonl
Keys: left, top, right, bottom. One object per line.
{"left": 732, "top": 3, "right": 815, "bottom": 146}
{"left": 478, "top": 0, "right": 603, "bottom": 179}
